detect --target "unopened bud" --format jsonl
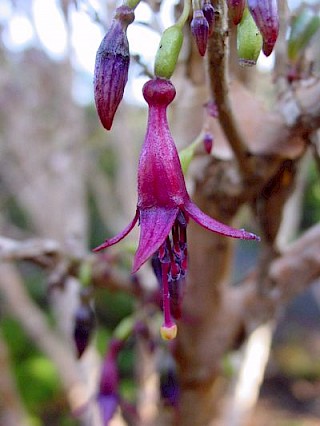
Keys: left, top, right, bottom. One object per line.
{"left": 227, "top": 0, "right": 246, "bottom": 25}
{"left": 73, "top": 301, "right": 95, "bottom": 358}
{"left": 247, "top": 0, "right": 279, "bottom": 57}
{"left": 191, "top": 9, "right": 209, "bottom": 56}
{"left": 94, "top": 6, "right": 134, "bottom": 130}
{"left": 154, "top": 25, "right": 183, "bottom": 79}
{"left": 237, "top": 8, "right": 262, "bottom": 67}
{"left": 202, "top": 0, "right": 215, "bottom": 36}
{"left": 203, "top": 133, "right": 213, "bottom": 154}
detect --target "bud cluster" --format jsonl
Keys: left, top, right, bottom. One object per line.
{"left": 190, "top": 0, "right": 215, "bottom": 57}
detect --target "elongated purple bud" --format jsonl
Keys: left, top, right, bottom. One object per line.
{"left": 227, "top": 0, "right": 246, "bottom": 25}
{"left": 191, "top": 9, "right": 209, "bottom": 56}
{"left": 73, "top": 299, "right": 95, "bottom": 358}
{"left": 202, "top": 0, "right": 215, "bottom": 36}
{"left": 203, "top": 132, "right": 213, "bottom": 154}
{"left": 247, "top": 0, "right": 279, "bottom": 56}
{"left": 94, "top": 6, "right": 134, "bottom": 130}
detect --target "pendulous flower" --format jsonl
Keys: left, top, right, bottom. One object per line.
{"left": 94, "top": 78, "right": 259, "bottom": 338}
{"left": 97, "top": 339, "right": 122, "bottom": 425}
{"left": 94, "top": 5, "right": 134, "bottom": 130}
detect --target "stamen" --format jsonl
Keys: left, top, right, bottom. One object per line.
{"left": 160, "top": 261, "right": 177, "bottom": 340}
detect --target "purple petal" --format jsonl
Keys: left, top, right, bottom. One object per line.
{"left": 97, "top": 394, "right": 119, "bottom": 425}
{"left": 184, "top": 200, "right": 260, "bottom": 240}
{"left": 93, "top": 210, "right": 139, "bottom": 252}
{"left": 132, "top": 207, "right": 179, "bottom": 273}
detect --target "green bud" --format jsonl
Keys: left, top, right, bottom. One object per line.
{"left": 179, "top": 142, "right": 197, "bottom": 175}
{"left": 179, "top": 133, "right": 206, "bottom": 175}
{"left": 288, "top": 7, "right": 320, "bottom": 63}
{"left": 154, "top": 25, "right": 183, "bottom": 79}
{"left": 237, "top": 8, "right": 263, "bottom": 67}
{"left": 113, "top": 315, "right": 134, "bottom": 341}
{"left": 79, "top": 261, "right": 92, "bottom": 286}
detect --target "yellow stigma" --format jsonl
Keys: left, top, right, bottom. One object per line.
{"left": 160, "top": 324, "right": 177, "bottom": 340}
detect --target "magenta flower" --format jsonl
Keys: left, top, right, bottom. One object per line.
{"left": 94, "top": 78, "right": 259, "bottom": 338}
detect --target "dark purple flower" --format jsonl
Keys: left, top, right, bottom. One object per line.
{"left": 227, "top": 0, "right": 246, "bottom": 25}
{"left": 160, "top": 366, "right": 180, "bottom": 407}
{"left": 97, "top": 339, "right": 123, "bottom": 425}
{"left": 94, "top": 6, "right": 134, "bottom": 130}
{"left": 94, "top": 78, "right": 259, "bottom": 338}
{"left": 191, "top": 9, "right": 209, "bottom": 56}
{"left": 247, "top": 0, "right": 279, "bottom": 56}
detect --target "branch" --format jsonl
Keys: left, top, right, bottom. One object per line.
{"left": 269, "top": 223, "right": 320, "bottom": 303}
{"left": 0, "top": 263, "right": 94, "bottom": 423}
{"left": 0, "top": 236, "right": 60, "bottom": 262}
{"left": 207, "top": 0, "right": 254, "bottom": 179}
{"left": 0, "top": 334, "right": 31, "bottom": 426}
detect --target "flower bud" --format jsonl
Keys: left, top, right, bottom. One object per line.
{"left": 191, "top": 9, "right": 209, "bottom": 56}
{"left": 94, "top": 6, "right": 134, "bottom": 130}
{"left": 237, "top": 8, "right": 263, "bottom": 67}
{"left": 202, "top": 0, "right": 215, "bottom": 36}
{"left": 247, "top": 0, "right": 279, "bottom": 57}
{"left": 227, "top": 0, "right": 246, "bottom": 25}
{"left": 154, "top": 25, "right": 184, "bottom": 79}
{"left": 203, "top": 132, "right": 213, "bottom": 154}
{"left": 73, "top": 299, "right": 95, "bottom": 358}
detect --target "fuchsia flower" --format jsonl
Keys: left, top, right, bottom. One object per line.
{"left": 97, "top": 339, "right": 122, "bottom": 425}
{"left": 94, "top": 78, "right": 259, "bottom": 339}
